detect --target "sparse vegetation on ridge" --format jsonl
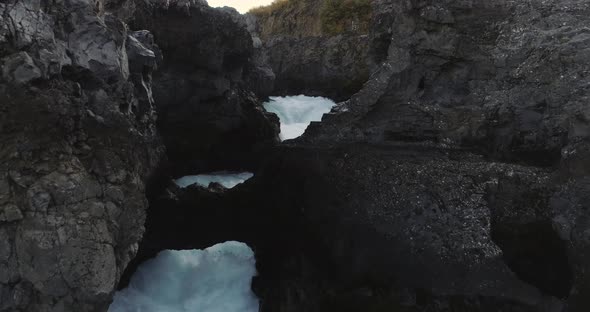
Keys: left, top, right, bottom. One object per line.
{"left": 320, "top": 0, "right": 371, "bottom": 34}
{"left": 248, "top": 0, "right": 371, "bottom": 36}
{"left": 249, "top": 0, "right": 289, "bottom": 16}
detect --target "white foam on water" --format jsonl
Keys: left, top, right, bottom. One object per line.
{"left": 263, "top": 95, "right": 336, "bottom": 140}
{"left": 109, "top": 241, "right": 259, "bottom": 312}
{"left": 174, "top": 172, "right": 254, "bottom": 189}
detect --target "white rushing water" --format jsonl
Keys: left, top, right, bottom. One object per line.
{"left": 109, "top": 241, "right": 259, "bottom": 312}
{"left": 110, "top": 96, "right": 336, "bottom": 312}
{"left": 263, "top": 95, "right": 336, "bottom": 141}
{"left": 174, "top": 172, "right": 254, "bottom": 189}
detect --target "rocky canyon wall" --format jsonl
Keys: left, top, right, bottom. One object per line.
{"left": 249, "top": 0, "right": 590, "bottom": 311}
{"left": 248, "top": 0, "right": 372, "bottom": 101}
{"left": 0, "top": 1, "right": 164, "bottom": 310}
{"left": 133, "top": 0, "right": 279, "bottom": 176}
{"left": 0, "top": 0, "right": 278, "bottom": 311}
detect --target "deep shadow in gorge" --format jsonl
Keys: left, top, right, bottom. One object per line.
{"left": 491, "top": 221, "right": 573, "bottom": 299}
{"left": 131, "top": 0, "right": 280, "bottom": 177}
{"left": 118, "top": 171, "right": 265, "bottom": 290}
{"left": 117, "top": 0, "right": 281, "bottom": 289}
{"left": 120, "top": 141, "right": 576, "bottom": 311}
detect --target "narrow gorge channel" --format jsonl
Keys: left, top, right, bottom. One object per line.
{"left": 111, "top": 95, "right": 337, "bottom": 311}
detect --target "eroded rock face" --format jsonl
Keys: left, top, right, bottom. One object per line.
{"left": 263, "top": 34, "right": 370, "bottom": 101}
{"left": 246, "top": 0, "right": 590, "bottom": 311}
{"left": 133, "top": 0, "right": 279, "bottom": 175}
{"left": 306, "top": 0, "right": 590, "bottom": 166}
{"left": 0, "top": 1, "right": 164, "bottom": 311}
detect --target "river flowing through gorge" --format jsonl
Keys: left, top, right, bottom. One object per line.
{"left": 109, "top": 242, "right": 259, "bottom": 312}
{"left": 109, "top": 95, "right": 336, "bottom": 311}
{"left": 263, "top": 95, "right": 336, "bottom": 141}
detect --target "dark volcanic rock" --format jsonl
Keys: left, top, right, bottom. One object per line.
{"left": 133, "top": 0, "right": 279, "bottom": 175}
{"left": 305, "top": 0, "right": 590, "bottom": 167}
{"left": 244, "top": 13, "right": 276, "bottom": 98}
{"left": 550, "top": 177, "right": 590, "bottom": 311}
{"left": 245, "top": 0, "right": 590, "bottom": 311}
{"left": 0, "top": 0, "right": 165, "bottom": 311}
{"left": 251, "top": 144, "right": 572, "bottom": 312}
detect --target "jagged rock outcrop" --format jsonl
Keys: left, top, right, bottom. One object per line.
{"left": 306, "top": 0, "right": 590, "bottom": 167}
{"left": 0, "top": 1, "right": 164, "bottom": 311}
{"left": 1, "top": 0, "right": 281, "bottom": 310}
{"left": 132, "top": 0, "right": 279, "bottom": 175}
{"left": 246, "top": 0, "right": 590, "bottom": 311}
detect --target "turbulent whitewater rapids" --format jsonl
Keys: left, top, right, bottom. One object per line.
{"left": 107, "top": 96, "right": 338, "bottom": 312}
{"left": 263, "top": 95, "right": 336, "bottom": 140}
{"left": 108, "top": 95, "right": 338, "bottom": 311}
{"left": 174, "top": 172, "right": 254, "bottom": 189}
{"left": 109, "top": 242, "right": 259, "bottom": 312}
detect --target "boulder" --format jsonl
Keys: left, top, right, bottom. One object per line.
{"left": 2, "top": 52, "right": 42, "bottom": 84}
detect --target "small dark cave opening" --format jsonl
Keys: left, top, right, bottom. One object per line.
{"left": 116, "top": 161, "right": 266, "bottom": 290}
{"left": 491, "top": 221, "right": 573, "bottom": 299}
{"left": 114, "top": 141, "right": 289, "bottom": 293}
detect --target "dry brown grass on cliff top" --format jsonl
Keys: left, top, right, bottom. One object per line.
{"left": 248, "top": 0, "right": 290, "bottom": 15}
{"left": 248, "top": 0, "right": 371, "bottom": 35}
{"left": 321, "top": 0, "right": 371, "bottom": 34}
